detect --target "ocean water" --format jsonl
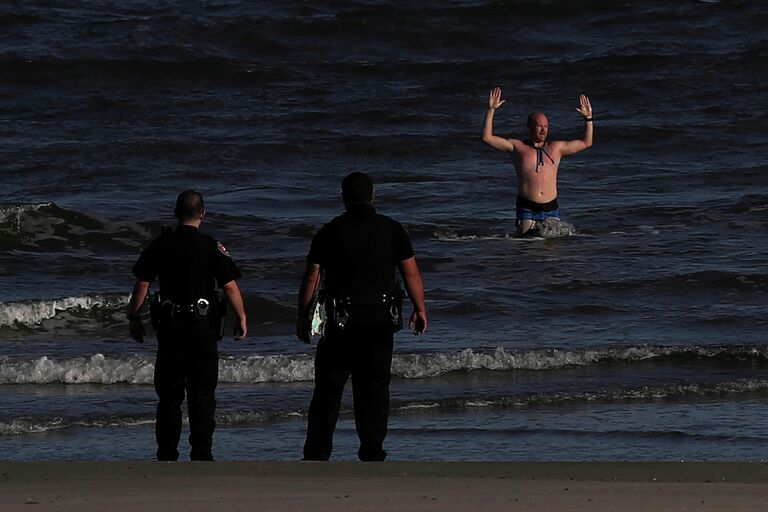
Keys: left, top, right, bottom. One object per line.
{"left": 1, "top": 0, "right": 767, "bottom": 461}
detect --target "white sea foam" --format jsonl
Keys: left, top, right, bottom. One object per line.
{"left": 2, "top": 348, "right": 581, "bottom": 384}
{"left": 0, "top": 294, "right": 129, "bottom": 327}
{"left": 0, "top": 354, "right": 316, "bottom": 385}
{"left": 0, "top": 202, "right": 53, "bottom": 230}
{"left": 434, "top": 218, "right": 576, "bottom": 242}
{"left": 0, "top": 417, "right": 69, "bottom": 435}
{"left": 393, "top": 347, "right": 610, "bottom": 378}
{"left": 2, "top": 345, "right": 763, "bottom": 385}
{"left": 434, "top": 230, "right": 512, "bottom": 242}
{"left": 0, "top": 354, "right": 155, "bottom": 384}
{"left": 535, "top": 218, "right": 577, "bottom": 238}
{"left": 218, "top": 355, "right": 315, "bottom": 383}
{"left": 0, "top": 416, "right": 154, "bottom": 436}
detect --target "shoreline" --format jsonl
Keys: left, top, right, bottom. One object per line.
{"left": 2, "top": 461, "right": 767, "bottom": 511}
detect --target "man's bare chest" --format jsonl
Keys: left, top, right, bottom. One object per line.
{"left": 514, "top": 144, "right": 560, "bottom": 174}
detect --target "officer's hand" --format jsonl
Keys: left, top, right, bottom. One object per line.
{"left": 409, "top": 310, "right": 427, "bottom": 336}
{"left": 234, "top": 316, "right": 247, "bottom": 341}
{"left": 296, "top": 315, "right": 311, "bottom": 344}
{"left": 129, "top": 318, "right": 145, "bottom": 344}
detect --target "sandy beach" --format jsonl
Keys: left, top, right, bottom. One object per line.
{"left": 1, "top": 461, "right": 767, "bottom": 511}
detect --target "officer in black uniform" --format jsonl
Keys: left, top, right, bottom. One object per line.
{"left": 296, "top": 172, "right": 427, "bottom": 461}
{"left": 127, "top": 190, "right": 247, "bottom": 461}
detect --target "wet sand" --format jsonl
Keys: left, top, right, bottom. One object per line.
{"left": 1, "top": 461, "right": 767, "bottom": 511}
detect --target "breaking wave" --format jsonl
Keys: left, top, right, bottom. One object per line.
{"left": 0, "top": 294, "right": 130, "bottom": 329}
{"left": 2, "top": 344, "right": 768, "bottom": 385}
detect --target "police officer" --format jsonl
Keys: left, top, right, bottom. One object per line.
{"left": 296, "top": 172, "right": 427, "bottom": 461}
{"left": 127, "top": 190, "right": 247, "bottom": 461}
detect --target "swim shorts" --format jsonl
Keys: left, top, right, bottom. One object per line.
{"left": 515, "top": 196, "right": 561, "bottom": 223}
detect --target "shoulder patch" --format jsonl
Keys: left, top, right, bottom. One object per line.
{"left": 217, "top": 241, "right": 231, "bottom": 257}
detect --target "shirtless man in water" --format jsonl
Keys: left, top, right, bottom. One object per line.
{"left": 482, "top": 87, "right": 593, "bottom": 235}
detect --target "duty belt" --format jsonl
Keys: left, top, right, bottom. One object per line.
{"left": 331, "top": 293, "right": 401, "bottom": 307}
{"left": 162, "top": 298, "right": 213, "bottom": 317}
{"left": 324, "top": 292, "right": 404, "bottom": 332}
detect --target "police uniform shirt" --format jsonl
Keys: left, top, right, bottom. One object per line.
{"left": 132, "top": 225, "right": 241, "bottom": 303}
{"left": 308, "top": 205, "right": 414, "bottom": 296}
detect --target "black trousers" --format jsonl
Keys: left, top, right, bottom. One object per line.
{"left": 303, "top": 325, "right": 394, "bottom": 461}
{"left": 154, "top": 317, "right": 219, "bottom": 461}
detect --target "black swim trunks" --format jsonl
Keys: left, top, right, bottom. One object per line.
{"left": 515, "top": 196, "right": 560, "bottom": 223}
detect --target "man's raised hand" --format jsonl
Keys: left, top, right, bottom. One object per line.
{"left": 489, "top": 87, "right": 506, "bottom": 110}
{"left": 576, "top": 94, "right": 592, "bottom": 118}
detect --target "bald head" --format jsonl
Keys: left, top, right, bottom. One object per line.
{"left": 527, "top": 112, "right": 549, "bottom": 143}
{"left": 527, "top": 112, "right": 548, "bottom": 129}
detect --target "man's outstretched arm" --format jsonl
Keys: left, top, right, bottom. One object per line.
{"left": 482, "top": 87, "right": 516, "bottom": 152}
{"left": 560, "top": 94, "right": 594, "bottom": 156}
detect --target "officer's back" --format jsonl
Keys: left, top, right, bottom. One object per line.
{"left": 317, "top": 205, "right": 407, "bottom": 299}
{"left": 145, "top": 224, "right": 228, "bottom": 306}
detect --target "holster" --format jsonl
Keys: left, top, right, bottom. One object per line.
{"left": 149, "top": 293, "right": 164, "bottom": 331}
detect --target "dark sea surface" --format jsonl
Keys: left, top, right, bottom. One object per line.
{"left": 1, "top": 0, "right": 767, "bottom": 461}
